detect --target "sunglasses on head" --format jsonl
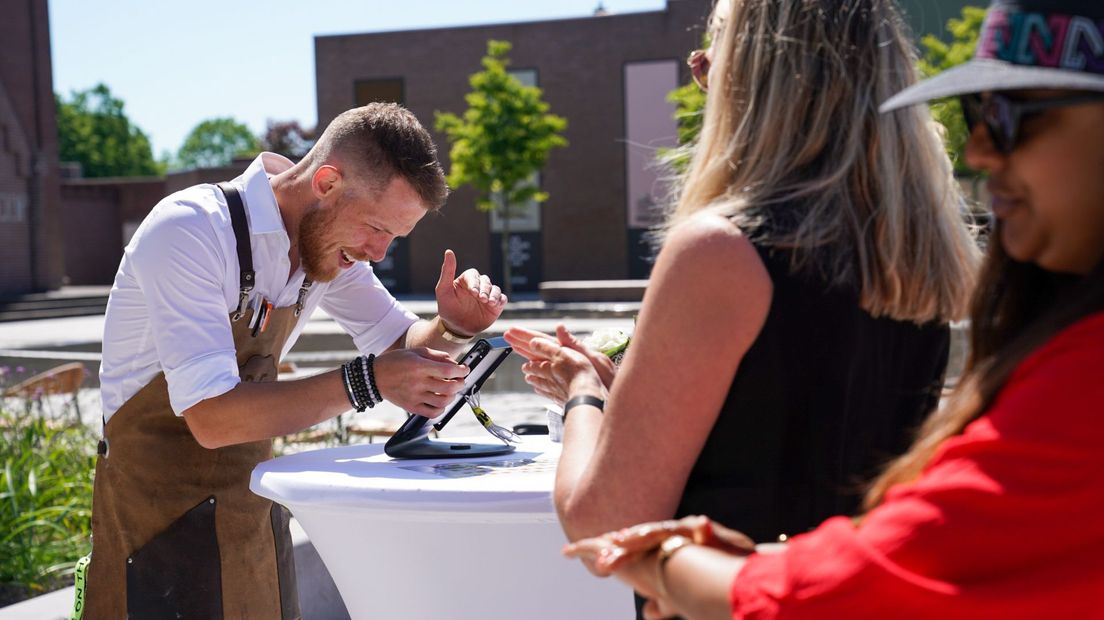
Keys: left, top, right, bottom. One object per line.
{"left": 688, "top": 49, "right": 710, "bottom": 91}
{"left": 959, "top": 92, "right": 1104, "bottom": 154}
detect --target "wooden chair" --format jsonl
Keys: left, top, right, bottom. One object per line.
{"left": 3, "top": 362, "right": 87, "bottom": 422}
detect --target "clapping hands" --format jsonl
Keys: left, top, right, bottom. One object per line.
{"left": 503, "top": 324, "right": 616, "bottom": 405}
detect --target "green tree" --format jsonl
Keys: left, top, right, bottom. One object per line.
{"left": 261, "top": 119, "right": 315, "bottom": 161}
{"left": 658, "top": 63, "right": 707, "bottom": 174}
{"left": 919, "top": 6, "right": 987, "bottom": 174}
{"left": 658, "top": 34, "right": 710, "bottom": 173}
{"left": 660, "top": 11, "right": 986, "bottom": 175}
{"left": 55, "top": 83, "right": 163, "bottom": 178}
{"left": 177, "top": 117, "right": 260, "bottom": 170}
{"left": 435, "top": 40, "right": 568, "bottom": 295}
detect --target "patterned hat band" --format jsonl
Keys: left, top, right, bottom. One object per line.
{"left": 978, "top": 10, "right": 1104, "bottom": 75}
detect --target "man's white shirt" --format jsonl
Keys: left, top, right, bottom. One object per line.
{"left": 99, "top": 152, "right": 417, "bottom": 422}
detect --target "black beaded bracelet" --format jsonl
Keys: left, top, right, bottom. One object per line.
{"left": 359, "top": 355, "right": 381, "bottom": 408}
{"left": 340, "top": 363, "right": 365, "bottom": 412}
{"left": 563, "top": 394, "right": 605, "bottom": 421}
{"left": 357, "top": 356, "right": 374, "bottom": 408}
{"left": 342, "top": 356, "right": 376, "bottom": 412}
{"left": 366, "top": 354, "right": 382, "bottom": 404}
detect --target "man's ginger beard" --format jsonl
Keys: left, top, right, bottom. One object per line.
{"left": 298, "top": 202, "right": 343, "bottom": 283}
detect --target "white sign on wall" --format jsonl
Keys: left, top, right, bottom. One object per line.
{"left": 624, "top": 60, "right": 679, "bottom": 229}
{"left": 0, "top": 193, "right": 28, "bottom": 224}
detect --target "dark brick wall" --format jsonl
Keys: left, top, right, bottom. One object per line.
{"left": 315, "top": 0, "right": 711, "bottom": 292}
{"left": 59, "top": 182, "right": 122, "bottom": 285}
{"left": 58, "top": 163, "right": 248, "bottom": 286}
{"left": 0, "top": 0, "right": 64, "bottom": 294}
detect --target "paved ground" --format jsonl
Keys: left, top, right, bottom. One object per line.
{"left": 0, "top": 300, "right": 627, "bottom": 618}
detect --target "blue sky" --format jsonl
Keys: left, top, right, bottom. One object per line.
{"left": 49, "top": 0, "right": 666, "bottom": 159}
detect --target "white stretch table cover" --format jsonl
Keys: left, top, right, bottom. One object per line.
{"left": 251, "top": 437, "right": 632, "bottom": 619}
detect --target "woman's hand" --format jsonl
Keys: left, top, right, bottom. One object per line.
{"left": 525, "top": 335, "right": 606, "bottom": 404}
{"left": 504, "top": 325, "right": 617, "bottom": 390}
{"left": 565, "top": 516, "right": 757, "bottom": 619}
{"left": 565, "top": 516, "right": 755, "bottom": 574}
{"left": 504, "top": 325, "right": 613, "bottom": 404}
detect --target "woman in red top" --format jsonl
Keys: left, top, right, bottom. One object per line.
{"left": 563, "top": 1, "right": 1104, "bottom": 618}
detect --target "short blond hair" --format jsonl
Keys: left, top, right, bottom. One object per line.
{"left": 306, "top": 103, "right": 448, "bottom": 210}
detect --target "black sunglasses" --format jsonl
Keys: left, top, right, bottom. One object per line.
{"left": 959, "top": 92, "right": 1104, "bottom": 153}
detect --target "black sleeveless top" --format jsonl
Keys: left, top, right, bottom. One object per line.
{"left": 674, "top": 244, "right": 949, "bottom": 542}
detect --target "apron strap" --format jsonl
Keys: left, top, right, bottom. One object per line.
{"left": 217, "top": 183, "right": 255, "bottom": 321}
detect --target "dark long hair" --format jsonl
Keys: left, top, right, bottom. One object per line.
{"left": 865, "top": 221, "right": 1104, "bottom": 508}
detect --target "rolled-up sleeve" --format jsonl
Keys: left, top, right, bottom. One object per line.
{"left": 128, "top": 200, "right": 240, "bottom": 415}
{"left": 319, "top": 262, "right": 418, "bottom": 354}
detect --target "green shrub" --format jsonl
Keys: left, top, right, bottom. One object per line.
{"left": 0, "top": 403, "right": 95, "bottom": 605}
{"left": 919, "top": 6, "right": 987, "bottom": 174}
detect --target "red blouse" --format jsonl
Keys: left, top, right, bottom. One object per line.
{"left": 730, "top": 312, "right": 1104, "bottom": 619}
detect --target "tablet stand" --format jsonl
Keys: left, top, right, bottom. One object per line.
{"left": 383, "top": 416, "right": 516, "bottom": 459}
{"left": 385, "top": 338, "right": 517, "bottom": 460}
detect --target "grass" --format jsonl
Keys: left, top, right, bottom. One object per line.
{"left": 0, "top": 399, "right": 96, "bottom": 606}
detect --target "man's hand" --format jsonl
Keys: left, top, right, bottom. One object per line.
{"left": 373, "top": 347, "right": 469, "bottom": 417}
{"left": 435, "top": 249, "right": 506, "bottom": 337}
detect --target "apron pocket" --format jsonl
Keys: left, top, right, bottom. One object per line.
{"left": 127, "top": 496, "right": 223, "bottom": 619}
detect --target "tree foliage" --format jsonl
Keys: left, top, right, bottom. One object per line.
{"left": 919, "top": 6, "right": 987, "bottom": 174}
{"left": 658, "top": 37, "right": 708, "bottom": 174}
{"left": 261, "top": 119, "right": 315, "bottom": 161}
{"left": 177, "top": 117, "right": 260, "bottom": 170}
{"left": 435, "top": 40, "right": 568, "bottom": 292}
{"left": 55, "top": 83, "right": 163, "bottom": 178}
{"left": 0, "top": 399, "right": 95, "bottom": 604}
{"left": 659, "top": 10, "right": 986, "bottom": 175}
{"left": 436, "top": 40, "right": 567, "bottom": 213}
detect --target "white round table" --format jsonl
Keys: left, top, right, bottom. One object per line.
{"left": 250, "top": 436, "right": 632, "bottom": 619}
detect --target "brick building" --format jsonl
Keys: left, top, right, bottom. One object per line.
{"left": 58, "top": 163, "right": 249, "bottom": 286}
{"left": 0, "top": 0, "right": 64, "bottom": 295}
{"left": 313, "top": 0, "right": 975, "bottom": 294}
{"left": 53, "top": 0, "right": 975, "bottom": 294}
{"left": 315, "top": 0, "right": 713, "bottom": 293}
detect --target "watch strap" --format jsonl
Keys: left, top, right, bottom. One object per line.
{"left": 563, "top": 394, "right": 605, "bottom": 420}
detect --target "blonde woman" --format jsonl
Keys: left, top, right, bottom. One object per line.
{"left": 505, "top": 0, "right": 977, "bottom": 614}
{"left": 562, "top": 0, "right": 1104, "bottom": 618}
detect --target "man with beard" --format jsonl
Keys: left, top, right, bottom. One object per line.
{"left": 82, "top": 103, "right": 506, "bottom": 618}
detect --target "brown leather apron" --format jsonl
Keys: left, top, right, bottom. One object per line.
{"left": 84, "top": 184, "right": 307, "bottom": 619}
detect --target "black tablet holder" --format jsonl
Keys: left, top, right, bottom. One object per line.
{"left": 384, "top": 337, "right": 516, "bottom": 459}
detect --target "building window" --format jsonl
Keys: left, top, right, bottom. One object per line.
{"left": 487, "top": 68, "right": 544, "bottom": 291}
{"left": 354, "top": 79, "right": 404, "bottom": 106}
{"left": 623, "top": 60, "right": 678, "bottom": 277}
{"left": 353, "top": 77, "right": 409, "bottom": 291}
{"left": 623, "top": 60, "right": 678, "bottom": 230}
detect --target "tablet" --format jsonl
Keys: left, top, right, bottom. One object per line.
{"left": 384, "top": 337, "right": 516, "bottom": 459}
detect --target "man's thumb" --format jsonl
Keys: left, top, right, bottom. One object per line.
{"left": 437, "top": 249, "right": 457, "bottom": 288}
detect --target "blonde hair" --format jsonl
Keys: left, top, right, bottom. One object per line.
{"left": 666, "top": 0, "right": 978, "bottom": 323}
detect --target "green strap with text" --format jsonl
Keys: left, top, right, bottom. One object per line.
{"left": 69, "top": 553, "right": 90, "bottom": 620}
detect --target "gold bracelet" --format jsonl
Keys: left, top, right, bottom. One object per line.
{"left": 437, "top": 316, "right": 475, "bottom": 344}
{"left": 656, "top": 535, "right": 694, "bottom": 599}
